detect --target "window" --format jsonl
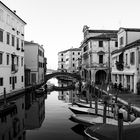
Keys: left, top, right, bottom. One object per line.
{"left": 78, "top": 52, "right": 80, "bottom": 55}
{"left": 21, "top": 40, "right": 24, "bottom": 50}
{"left": 130, "top": 52, "right": 135, "bottom": 65}
{"left": 31, "top": 73, "right": 36, "bottom": 83}
{"left": 115, "top": 41, "right": 118, "bottom": 47}
{"left": 73, "top": 52, "right": 75, "bottom": 55}
{"left": 21, "top": 57, "right": 24, "bottom": 66}
{"left": 61, "top": 58, "right": 63, "bottom": 62}
{"left": 73, "top": 58, "right": 75, "bottom": 61}
{"left": 7, "top": 33, "right": 10, "bottom": 45}
{"left": 139, "top": 51, "right": 140, "bottom": 64}
{"left": 99, "top": 55, "right": 103, "bottom": 64}
{"left": 0, "top": 29, "right": 3, "bottom": 42}
{"left": 9, "top": 77, "right": 12, "bottom": 84}
{"left": 12, "top": 35, "right": 15, "bottom": 46}
{"left": 99, "top": 41, "right": 103, "bottom": 47}
{"left": 17, "top": 56, "right": 19, "bottom": 66}
{"left": 126, "top": 54, "right": 128, "bottom": 65}
{"left": 61, "top": 64, "right": 63, "bottom": 68}
{"left": 0, "top": 78, "right": 3, "bottom": 86}
{"left": 21, "top": 76, "right": 24, "bottom": 82}
{"left": 120, "top": 37, "right": 123, "bottom": 45}
{"left": 0, "top": 53, "right": 3, "bottom": 64}
{"left": 61, "top": 53, "right": 63, "bottom": 56}
{"left": 7, "top": 54, "right": 9, "bottom": 65}
{"left": 16, "top": 38, "right": 19, "bottom": 49}
{"left": 73, "top": 63, "right": 75, "bottom": 67}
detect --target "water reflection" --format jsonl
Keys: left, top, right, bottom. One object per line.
{"left": 0, "top": 81, "right": 92, "bottom": 140}
{"left": 25, "top": 93, "right": 45, "bottom": 130}
{"left": 0, "top": 90, "right": 45, "bottom": 140}
{"left": 0, "top": 95, "right": 26, "bottom": 140}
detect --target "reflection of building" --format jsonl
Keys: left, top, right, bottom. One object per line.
{"left": 24, "top": 41, "right": 45, "bottom": 85}
{"left": 112, "top": 28, "right": 140, "bottom": 93}
{"left": 0, "top": 96, "right": 26, "bottom": 140}
{"left": 25, "top": 94, "right": 45, "bottom": 129}
{"left": 0, "top": 1, "right": 26, "bottom": 95}
{"left": 80, "top": 25, "right": 118, "bottom": 84}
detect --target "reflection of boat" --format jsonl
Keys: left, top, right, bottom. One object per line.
{"left": 84, "top": 122, "right": 140, "bottom": 140}
{"left": 70, "top": 114, "right": 130, "bottom": 127}
{"left": 69, "top": 106, "right": 114, "bottom": 118}
{"left": 71, "top": 124, "right": 86, "bottom": 136}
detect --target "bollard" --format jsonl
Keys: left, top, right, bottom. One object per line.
{"left": 3, "top": 88, "right": 7, "bottom": 105}
{"left": 118, "top": 113, "right": 123, "bottom": 140}
{"left": 127, "top": 102, "right": 131, "bottom": 121}
{"left": 103, "top": 101, "right": 107, "bottom": 124}
{"left": 95, "top": 97, "right": 98, "bottom": 115}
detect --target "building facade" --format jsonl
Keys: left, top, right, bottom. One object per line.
{"left": 80, "top": 25, "right": 118, "bottom": 84}
{"left": 0, "top": 1, "right": 26, "bottom": 95}
{"left": 111, "top": 28, "right": 140, "bottom": 94}
{"left": 58, "top": 48, "right": 81, "bottom": 73}
{"left": 24, "top": 41, "right": 45, "bottom": 85}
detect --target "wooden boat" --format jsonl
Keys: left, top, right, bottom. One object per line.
{"left": 84, "top": 120, "right": 140, "bottom": 140}
{"left": 74, "top": 101, "right": 105, "bottom": 109}
{"left": 70, "top": 114, "right": 139, "bottom": 127}
{"left": 69, "top": 106, "right": 114, "bottom": 118}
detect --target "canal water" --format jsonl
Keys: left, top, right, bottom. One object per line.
{"left": 0, "top": 78, "right": 91, "bottom": 140}
{"left": 26, "top": 91, "right": 89, "bottom": 140}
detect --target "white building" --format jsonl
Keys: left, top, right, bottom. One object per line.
{"left": 24, "top": 41, "right": 45, "bottom": 85}
{"left": 58, "top": 48, "right": 81, "bottom": 73}
{"left": 81, "top": 25, "right": 118, "bottom": 84}
{"left": 111, "top": 28, "right": 140, "bottom": 94}
{"left": 0, "top": 1, "right": 26, "bottom": 95}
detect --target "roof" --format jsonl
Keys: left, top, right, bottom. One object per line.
{"left": 112, "top": 39, "right": 140, "bottom": 55}
{"left": 119, "top": 27, "right": 140, "bottom": 32}
{"left": 88, "top": 29, "right": 118, "bottom": 34}
{"left": 0, "top": 1, "right": 26, "bottom": 24}
{"left": 24, "top": 41, "right": 44, "bottom": 50}
{"left": 58, "top": 48, "right": 81, "bottom": 54}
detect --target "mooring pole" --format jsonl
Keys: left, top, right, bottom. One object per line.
{"left": 103, "top": 101, "right": 107, "bottom": 123}
{"left": 118, "top": 113, "right": 123, "bottom": 140}
{"left": 3, "top": 88, "right": 7, "bottom": 105}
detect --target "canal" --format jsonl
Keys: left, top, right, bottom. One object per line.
{"left": 26, "top": 91, "right": 89, "bottom": 140}
{"left": 0, "top": 78, "right": 91, "bottom": 140}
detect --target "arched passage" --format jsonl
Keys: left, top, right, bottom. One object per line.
{"left": 95, "top": 70, "right": 106, "bottom": 84}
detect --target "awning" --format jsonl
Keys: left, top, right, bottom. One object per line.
{"left": 112, "top": 52, "right": 122, "bottom": 58}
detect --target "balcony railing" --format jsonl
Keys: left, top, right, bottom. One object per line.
{"left": 116, "top": 61, "right": 124, "bottom": 71}
{"left": 11, "top": 64, "right": 18, "bottom": 73}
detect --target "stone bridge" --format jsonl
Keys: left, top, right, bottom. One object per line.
{"left": 45, "top": 71, "right": 81, "bottom": 81}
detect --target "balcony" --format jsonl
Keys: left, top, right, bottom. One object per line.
{"left": 21, "top": 48, "right": 24, "bottom": 52}
{"left": 11, "top": 64, "right": 18, "bottom": 73}
{"left": 16, "top": 47, "right": 20, "bottom": 50}
{"left": 116, "top": 61, "right": 124, "bottom": 71}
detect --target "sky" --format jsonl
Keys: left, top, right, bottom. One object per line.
{"left": 1, "top": 0, "right": 140, "bottom": 70}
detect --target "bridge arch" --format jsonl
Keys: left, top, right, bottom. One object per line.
{"left": 45, "top": 72, "right": 81, "bottom": 82}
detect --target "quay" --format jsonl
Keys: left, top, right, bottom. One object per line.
{"left": 94, "top": 85, "right": 140, "bottom": 117}
{"left": 0, "top": 82, "right": 45, "bottom": 104}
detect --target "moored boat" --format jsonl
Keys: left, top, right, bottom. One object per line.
{"left": 84, "top": 121, "right": 140, "bottom": 140}
{"left": 69, "top": 106, "right": 114, "bottom": 118}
